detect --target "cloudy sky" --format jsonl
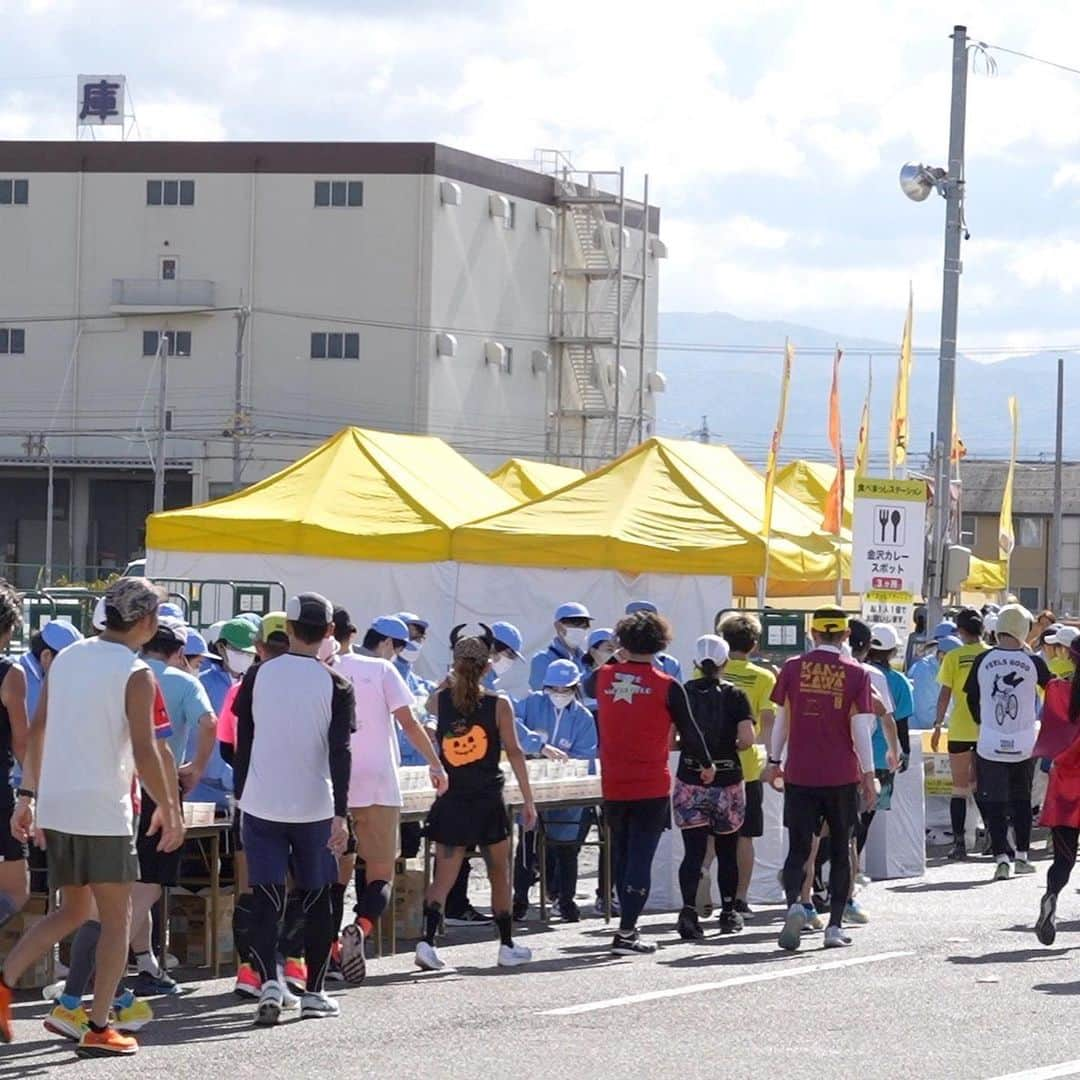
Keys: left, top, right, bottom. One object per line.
{"left": 4, "top": 0, "right": 1080, "bottom": 354}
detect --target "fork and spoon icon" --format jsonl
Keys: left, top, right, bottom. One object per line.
{"left": 878, "top": 507, "right": 903, "bottom": 543}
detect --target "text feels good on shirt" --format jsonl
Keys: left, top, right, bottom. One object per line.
{"left": 771, "top": 649, "right": 873, "bottom": 787}
{"left": 969, "top": 648, "right": 1050, "bottom": 762}
{"left": 37, "top": 638, "right": 147, "bottom": 837}
{"left": 335, "top": 653, "right": 414, "bottom": 808}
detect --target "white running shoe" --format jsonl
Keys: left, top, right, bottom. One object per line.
{"left": 41, "top": 980, "right": 65, "bottom": 1003}
{"left": 497, "top": 943, "right": 533, "bottom": 968}
{"left": 824, "top": 925, "right": 853, "bottom": 949}
{"left": 254, "top": 980, "right": 284, "bottom": 1027}
{"left": 414, "top": 941, "right": 447, "bottom": 972}
{"left": 277, "top": 968, "right": 299, "bottom": 1011}
{"left": 300, "top": 992, "right": 340, "bottom": 1020}
{"left": 778, "top": 902, "right": 807, "bottom": 952}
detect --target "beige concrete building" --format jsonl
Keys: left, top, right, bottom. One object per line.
{"left": 0, "top": 141, "right": 663, "bottom": 583}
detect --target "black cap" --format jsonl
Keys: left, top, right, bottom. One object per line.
{"left": 286, "top": 592, "right": 333, "bottom": 628}
{"left": 848, "top": 618, "right": 871, "bottom": 654}
{"left": 333, "top": 606, "right": 357, "bottom": 638}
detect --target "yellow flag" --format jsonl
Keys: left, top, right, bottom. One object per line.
{"left": 998, "top": 396, "right": 1019, "bottom": 559}
{"left": 823, "top": 348, "right": 845, "bottom": 535}
{"left": 763, "top": 340, "right": 794, "bottom": 540}
{"left": 890, "top": 285, "right": 913, "bottom": 474}
{"left": 951, "top": 397, "right": 967, "bottom": 466}
{"left": 855, "top": 397, "right": 870, "bottom": 479}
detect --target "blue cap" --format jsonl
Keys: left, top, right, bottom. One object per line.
{"left": 491, "top": 621, "right": 523, "bottom": 659}
{"left": 543, "top": 659, "right": 581, "bottom": 688}
{"left": 237, "top": 612, "right": 263, "bottom": 630}
{"left": 396, "top": 612, "right": 429, "bottom": 631}
{"left": 932, "top": 621, "right": 958, "bottom": 641}
{"left": 372, "top": 615, "right": 409, "bottom": 641}
{"left": 184, "top": 628, "right": 215, "bottom": 658}
{"left": 159, "top": 602, "right": 184, "bottom": 620}
{"left": 625, "top": 600, "right": 658, "bottom": 615}
{"left": 937, "top": 635, "right": 963, "bottom": 654}
{"left": 40, "top": 620, "right": 83, "bottom": 653}
{"left": 588, "top": 627, "right": 615, "bottom": 649}
{"left": 554, "top": 602, "right": 591, "bottom": 622}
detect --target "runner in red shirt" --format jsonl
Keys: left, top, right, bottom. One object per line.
{"left": 763, "top": 607, "right": 876, "bottom": 952}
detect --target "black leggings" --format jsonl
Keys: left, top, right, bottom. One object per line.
{"left": 986, "top": 802, "right": 1033, "bottom": 859}
{"left": 1048, "top": 826, "right": 1079, "bottom": 896}
{"left": 678, "top": 829, "right": 738, "bottom": 913}
{"left": 250, "top": 883, "right": 334, "bottom": 994}
{"left": 608, "top": 798, "right": 669, "bottom": 934}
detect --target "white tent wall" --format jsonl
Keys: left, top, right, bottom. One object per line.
{"left": 147, "top": 549, "right": 731, "bottom": 689}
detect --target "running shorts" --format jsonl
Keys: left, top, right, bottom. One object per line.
{"left": 976, "top": 756, "right": 1036, "bottom": 805}
{"left": 242, "top": 813, "right": 337, "bottom": 889}
{"left": 948, "top": 740, "right": 978, "bottom": 755}
{"left": 739, "top": 779, "right": 764, "bottom": 838}
{"left": 672, "top": 778, "right": 746, "bottom": 835}
{"left": 0, "top": 797, "right": 26, "bottom": 862}
{"left": 137, "top": 788, "right": 183, "bottom": 886}
{"left": 349, "top": 805, "right": 400, "bottom": 865}
{"left": 783, "top": 782, "right": 859, "bottom": 838}
{"left": 45, "top": 831, "right": 138, "bottom": 889}
{"left": 426, "top": 791, "right": 510, "bottom": 850}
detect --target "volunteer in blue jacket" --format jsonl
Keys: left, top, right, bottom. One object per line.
{"left": 582, "top": 628, "right": 616, "bottom": 713}
{"left": 581, "top": 627, "right": 617, "bottom": 913}
{"left": 484, "top": 622, "right": 525, "bottom": 693}
{"left": 19, "top": 621, "right": 83, "bottom": 721}
{"left": 184, "top": 628, "right": 233, "bottom": 812}
{"left": 512, "top": 660, "right": 598, "bottom": 921}
{"left": 529, "top": 603, "right": 592, "bottom": 691}
{"left": 395, "top": 612, "right": 429, "bottom": 681}
{"left": 625, "top": 601, "right": 682, "bottom": 680}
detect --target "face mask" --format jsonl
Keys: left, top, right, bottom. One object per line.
{"left": 547, "top": 689, "right": 576, "bottom": 710}
{"left": 491, "top": 655, "right": 514, "bottom": 677}
{"left": 400, "top": 641, "right": 423, "bottom": 664}
{"left": 593, "top": 646, "right": 615, "bottom": 664}
{"left": 560, "top": 626, "right": 588, "bottom": 650}
{"left": 226, "top": 647, "right": 254, "bottom": 675}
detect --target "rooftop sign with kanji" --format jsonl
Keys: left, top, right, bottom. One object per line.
{"left": 77, "top": 75, "right": 125, "bottom": 126}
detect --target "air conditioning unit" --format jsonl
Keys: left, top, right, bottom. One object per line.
{"left": 484, "top": 341, "right": 508, "bottom": 371}
{"left": 944, "top": 544, "right": 973, "bottom": 593}
{"left": 535, "top": 206, "right": 556, "bottom": 231}
{"left": 646, "top": 371, "right": 667, "bottom": 394}
{"left": 531, "top": 349, "right": 551, "bottom": 375}
{"left": 650, "top": 237, "right": 669, "bottom": 259}
{"left": 435, "top": 332, "right": 457, "bottom": 358}
{"left": 489, "top": 194, "right": 511, "bottom": 221}
{"left": 439, "top": 181, "right": 462, "bottom": 206}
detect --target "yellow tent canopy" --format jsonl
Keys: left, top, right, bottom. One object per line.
{"left": 454, "top": 437, "right": 847, "bottom": 586}
{"left": 489, "top": 458, "right": 585, "bottom": 503}
{"left": 146, "top": 426, "right": 517, "bottom": 562}
{"left": 777, "top": 460, "right": 853, "bottom": 532}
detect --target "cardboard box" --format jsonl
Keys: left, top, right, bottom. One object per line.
{"left": 0, "top": 895, "right": 53, "bottom": 989}
{"left": 377, "top": 864, "right": 425, "bottom": 941}
{"left": 182, "top": 802, "right": 216, "bottom": 827}
{"left": 168, "top": 887, "right": 234, "bottom": 968}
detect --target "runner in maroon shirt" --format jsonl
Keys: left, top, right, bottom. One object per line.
{"left": 762, "top": 607, "right": 877, "bottom": 952}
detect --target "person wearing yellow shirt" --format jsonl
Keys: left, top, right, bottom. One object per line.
{"left": 1045, "top": 625, "right": 1079, "bottom": 679}
{"left": 718, "top": 614, "right": 776, "bottom": 917}
{"left": 932, "top": 607, "right": 989, "bottom": 860}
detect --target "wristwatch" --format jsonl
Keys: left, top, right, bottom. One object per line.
{"left": 767, "top": 758, "right": 782, "bottom": 767}
{"left": 16, "top": 787, "right": 35, "bottom": 800}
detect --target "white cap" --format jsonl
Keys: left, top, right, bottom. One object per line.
{"left": 91, "top": 595, "right": 107, "bottom": 631}
{"left": 1049, "top": 625, "right": 1080, "bottom": 647}
{"left": 694, "top": 634, "right": 730, "bottom": 666}
{"left": 870, "top": 623, "right": 900, "bottom": 651}
{"left": 984, "top": 612, "right": 999, "bottom": 634}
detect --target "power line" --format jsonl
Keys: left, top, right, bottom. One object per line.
{"left": 979, "top": 41, "right": 1080, "bottom": 80}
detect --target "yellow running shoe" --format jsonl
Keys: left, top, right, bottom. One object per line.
{"left": 113, "top": 996, "right": 153, "bottom": 1033}
{"left": 44, "top": 1002, "right": 90, "bottom": 1042}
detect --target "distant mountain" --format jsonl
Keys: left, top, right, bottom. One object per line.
{"left": 656, "top": 312, "right": 1073, "bottom": 466}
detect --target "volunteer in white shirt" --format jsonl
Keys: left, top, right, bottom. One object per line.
{"left": 965, "top": 603, "right": 1053, "bottom": 881}
{"left": 336, "top": 615, "right": 447, "bottom": 984}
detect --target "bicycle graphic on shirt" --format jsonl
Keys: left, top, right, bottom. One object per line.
{"left": 991, "top": 672, "right": 1023, "bottom": 725}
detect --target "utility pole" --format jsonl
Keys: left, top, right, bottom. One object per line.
{"left": 232, "top": 306, "right": 250, "bottom": 491}
{"left": 43, "top": 440, "right": 54, "bottom": 588}
{"left": 1050, "top": 356, "right": 1065, "bottom": 613}
{"left": 927, "top": 24, "right": 969, "bottom": 633}
{"left": 637, "top": 174, "right": 649, "bottom": 444}
{"left": 152, "top": 332, "right": 169, "bottom": 514}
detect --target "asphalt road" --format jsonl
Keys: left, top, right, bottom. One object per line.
{"left": 5, "top": 848, "right": 1080, "bottom": 1080}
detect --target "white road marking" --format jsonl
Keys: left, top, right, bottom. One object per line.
{"left": 986, "top": 1063, "right": 1080, "bottom": 1080}
{"left": 540, "top": 949, "right": 914, "bottom": 1016}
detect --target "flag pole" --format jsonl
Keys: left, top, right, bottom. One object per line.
{"left": 759, "top": 337, "right": 793, "bottom": 608}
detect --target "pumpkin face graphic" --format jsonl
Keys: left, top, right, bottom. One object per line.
{"left": 443, "top": 725, "right": 488, "bottom": 767}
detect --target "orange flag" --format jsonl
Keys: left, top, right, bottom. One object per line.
{"left": 824, "top": 348, "right": 845, "bottom": 535}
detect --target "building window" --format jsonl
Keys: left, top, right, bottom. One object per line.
{"left": 161, "top": 257, "right": 178, "bottom": 281}
{"left": 310, "top": 331, "right": 360, "bottom": 360}
{"left": 960, "top": 513, "right": 978, "bottom": 547}
{"left": 1018, "top": 586, "right": 1042, "bottom": 612}
{"left": 505, "top": 346, "right": 514, "bottom": 373}
{"left": 505, "top": 200, "right": 517, "bottom": 230}
{"left": 142, "top": 330, "right": 191, "bottom": 357}
{"left": 1017, "top": 516, "right": 1044, "bottom": 549}
{"left": 314, "top": 180, "right": 363, "bottom": 208}
{"left": 1062, "top": 593, "right": 1079, "bottom": 617}
{"left": 147, "top": 179, "right": 195, "bottom": 206}
{"left": 0, "top": 328, "right": 25, "bottom": 354}
{"left": 0, "top": 179, "right": 28, "bottom": 205}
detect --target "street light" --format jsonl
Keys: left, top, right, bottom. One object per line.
{"left": 899, "top": 24, "right": 969, "bottom": 634}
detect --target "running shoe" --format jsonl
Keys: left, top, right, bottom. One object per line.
{"left": 994, "top": 861, "right": 1012, "bottom": 882}
{"left": 300, "top": 992, "right": 340, "bottom": 1020}
{"left": 802, "top": 904, "right": 825, "bottom": 932}
{"left": 279, "top": 972, "right": 299, "bottom": 1011}
{"left": 512, "top": 900, "right": 530, "bottom": 922}
{"left": 254, "top": 981, "right": 284, "bottom": 1027}
{"left": 497, "top": 944, "right": 533, "bottom": 967}
{"left": 717, "top": 910, "right": 744, "bottom": 935}
{"left": 339, "top": 922, "right": 367, "bottom": 984}
{"left": 113, "top": 995, "right": 153, "bottom": 1034}
{"left": 811, "top": 892, "right": 830, "bottom": 914}
{"left": 1014, "top": 859, "right": 1037, "bottom": 876}
{"left": 283, "top": 957, "right": 308, "bottom": 994}
{"left": 76, "top": 1027, "right": 137, "bottom": 1058}
{"left": 855, "top": 872, "right": 872, "bottom": 887}
{"left": 559, "top": 901, "right": 581, "bottom": 923}
{"left": 325, "top": 942, "right": 345, "bottom": 984}
{"left": 611, "top": 932, "right": 657, "bottom": 956}
{"left": 824, "top": 926, "right": 853, "bottom": 949}
{"left": 0, "top": 978, "right": 12, "bottom": 1043}
{"left": 41, "top": 979, "right": 66, "bottom": 1003}
{"left": 1036, "top": 892, "right": 1059, "bottom": 946}
{"left": 844, "top": 900, "right": 870, "bottom": 926}
{"left": 594, "top": 895, "right": 620, "bottom": 917}
{"left": 947, "top": 842, "right": 968, "bottom": 862}
{"left": 130, "top": 969, "right": 181, "bottom": 998}
{"left": 778, "top": 902, "right": 807, "bottom": 952}
{"left": 733, "top": 899, "right": 753, "bottom": 916}
{"left": 44, "top": 1003, "right": 89, "bottom": 1041}
{"left": 234, "top": 963, "right": 261, "bottom": 999}
{"left": 676, "top": 906, "right": 705, "bottom": 942}
{"left": 444, "top": 906, "right": 493, "bottom": 926}
{"left": 414, "top": 941, "right": 447, "bottom": 972}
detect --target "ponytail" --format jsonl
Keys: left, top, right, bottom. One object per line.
{"left": 699, "top": 658, "right": 720, "bottom": 680}
{"left": 450, "top": 654, "right": 487, "bottom": 716}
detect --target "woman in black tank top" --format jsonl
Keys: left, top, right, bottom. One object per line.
{"left": 415, "top": 632, "right": 537, "bottom": 974}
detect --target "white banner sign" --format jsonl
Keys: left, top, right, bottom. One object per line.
{"left": 852, "top": 477, "right": 928, "bottom": 595}
{"left": 861, "top": 589, "right": 914, "bottom": 648}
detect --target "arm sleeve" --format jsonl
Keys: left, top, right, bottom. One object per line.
{"left": 769, "top": 705, "right": 788, "bottom": 761}
{"left": 851, "top": 713, "right": 875, "bottom": 772}
{"left": 328, "top": 674, "right": 354, "bottom": 818}
{"left": 231, "top": 667, "right": 258, "bottom": 801}
{"left": 964, "top": 652, "right": 986, "bottom": 726}
{"left": 513, "top": 699, "right": 547, "bottom": 755}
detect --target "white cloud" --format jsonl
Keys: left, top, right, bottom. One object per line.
{"left": 1052, "top": 163, "right": 1080, "bottom": 189}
